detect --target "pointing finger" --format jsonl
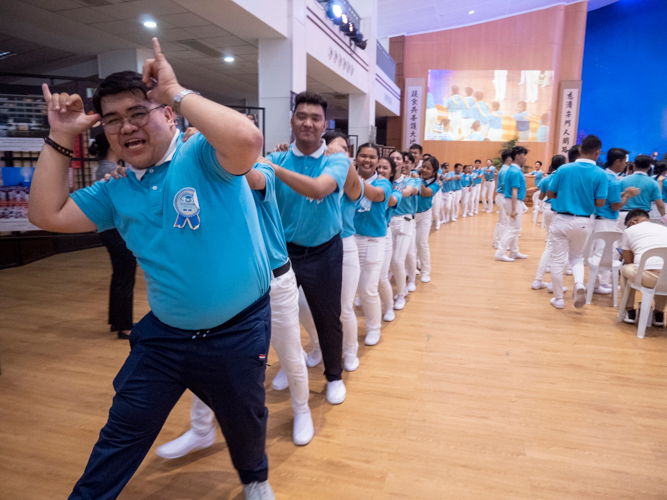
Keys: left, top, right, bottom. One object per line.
{"left": 42, "top": 83, "right": 52, "bottom": 103}
{"left": 142, "top": 59, "right": 155, "bottom": 85}
{"left": 152, "top": 37, "right": 163, "bottom": 59}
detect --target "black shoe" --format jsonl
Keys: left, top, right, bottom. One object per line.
{"left": 623, "top": 309, "right": 637, "bottom": 324}
{"left": 653, "top": 311, "right": 664, "bottom": 327}
{"left": 117, "top": 330, "right": 131, "bottom": 340}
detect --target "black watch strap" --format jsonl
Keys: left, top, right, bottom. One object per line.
{"left": 44, "top": 137, "right": 74, "bottom": 158}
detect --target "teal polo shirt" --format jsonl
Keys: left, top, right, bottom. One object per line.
{"left": 461, "top": 174, "right": 471, "bottom": 187}
{"left": 251, "top": 162, "right": 289, "bottom": 270}
{"left": 483, "top": 167, "right": 495, "bottom": 181}
{"left": 620, "top": 171, "right": 661, "bottom": 211}
{"left": 497, "top": 165, "right": 509, "bottom": 194}
{"left": 450, "top": 172, "right": 462, "bottom": 191}
{"left": 417, "top": 179, "right": 441, "bottom": 213}
{"left": 440, "top": 173, "right": 452, "bottom": 193}
{"left": 392, "top": 175, "right": 415, "bottom": 217}
{"left": 340, "top": 182, "right": 363, "bottom": 239}
{"left": 538, "top": 175, "right": 552, "bottom": 205}
{"left": 71, "top": 131, "right": 271, "bottom": 330}
{"left": 594, "top": 169, "right": 622, "bottom": 220}
{"left": 267, "top": 142, "right": 349, "bottom": 247}
{"left": 385, "top": 189, "right": 403, "bottom": 225}
{"left": 353, "top": 175, "right": 393, "bottom": 237}
{"left": 503, "top": 164, "right": 526, "bottom": 201}
{"left": 473, "top": 171, "right": 483, "bottom": 185}
{"left": 548, "top": 159, "right": 609, "bottom": 216}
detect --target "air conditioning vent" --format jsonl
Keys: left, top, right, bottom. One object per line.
{"left": 179, "top": 40, "right": 222, "bottom": 59}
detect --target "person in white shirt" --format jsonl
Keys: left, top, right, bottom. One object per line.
{"left": 621, "top": 208, "right": 667, "bottom": 326}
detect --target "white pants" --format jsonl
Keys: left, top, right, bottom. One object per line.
{"left": 442, "top": 191, "right": 453, "bottom": 222}
{"left": 497, "top": 198, "right": 523, "bottom": 254}
{"left": 415, "top": 209, "right": 433, "bottom": 276}
{"left": 481, "top": 181, "right": 495, "bottom": 210}
{"left": 487, "top": 128, "right": 503, "bottom": 141}
{"left": 461, "top": 187, "right": 471, "bottom": 216}
{"left": 493, "top": 193, "right": 508, "bottom": 246}
{"left": 617, "top": 211, "right": 629, "bottom": 232}
{"left": 379, "top": 228, "right": 394, "bottom": 314}
{"left": 452, "top": 190, "right": 462, "bottom": 220}
{"left": 550, "top": 214, "right": 594, "bottom": 300}
{"left": 299, "top": 236, "right": 360, "bottom": 359}
{"left": 432, "top": 191, "right": 442, "bottom": 226}
{"left": 466, "top": 187, "right": 476, "bottom": 215}
{"left": 356, "top": 234, "right": 385, "bottom": 336}
{"left": 535, "top": 206, "right": 555, "bottom": 281}
{"left": 592, "top": 217, "right": 620, "bottom": 286}
{"left": 473, "top": 184, "right": 482, "bottom": 212}
{"left": 406, "top": 218, "right": 417, "bottom": 282}
{"left": 190, "top": 267, "right": 310, "bottom": 434}
{"left": 390, "top": 216, "right": 412, "bottom": 297}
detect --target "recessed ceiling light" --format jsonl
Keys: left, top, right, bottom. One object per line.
{"left": 469, "top": 10, "right": 475, "bottom": 14}
{"left": 223, "top": 56, "right": 235, "bottom": 63}
{"left": 143, "top": 21, "right": 157, "bottom": 28}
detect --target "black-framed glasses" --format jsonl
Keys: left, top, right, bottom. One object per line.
{"left": 100, "top": 105, "right": 166, "bottom": 133}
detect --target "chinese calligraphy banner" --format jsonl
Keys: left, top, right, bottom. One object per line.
{"left": 556, "top": 81, "right": 582, "bottom": 156}
{"left": 404, "top": 85, "right": 423, "bottom": 150}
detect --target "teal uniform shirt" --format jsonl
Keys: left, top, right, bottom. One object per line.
{"left": 417, "top": 179, "right": 441, "bottom": 212}
{"left": 409, "top": 177, "right": 422, "bottom": 216}
{"left": 71, "top": 131, "right": 271, "bottom": 330}
{"left": 386, "top": 189, "right": 404, "bottom": 225}
{"left": 620, "top": 171, "right": 661, "bottom": 211}
{"left": 267, "top": 142, "right": 349, "bottom": 247}
{"left": 483, "top": 167, "right": 496, "bottom": 182}
{"left": 340, "top": 182, "right": 363, "bottom": 239}
{"left": 450, "top": 172, "right": 462, "bottom": 191}
{"left": 440, "top": 172, "right": 452, "bottom": 193}
{"left": 497, "top": 164, "right": 510, "bottom": 194}
{"left": 251, "top": 162, "right": 289, "bottom": 269}
{"left": 548, "top": 159, "right": 609, "bottom": 216}
{"left": 503, "top": 164, "right": 527, "bottom": 201}
{"left": 392, "top": 175, "right": 415, "bottom": 217}
{"left": 353, "top": 175, "right": 393, "bottom": 237}
{"left": 594, "top": 169, "right": 622, "bottom": 220}
{"left": 533, "top": 170, "right": 544, "bottom": 184}
{"left": 461, "top": 173, "right": 471, "bottom": 187}
{"left": 473, "top": 171, "right": 483, "bottom": 185}
{"left": 538, "top": 175, "right": 552, "bottom": 205}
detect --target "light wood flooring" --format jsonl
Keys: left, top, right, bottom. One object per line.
{"left": 1, "top": 211, "right": 667, "bottom": 499}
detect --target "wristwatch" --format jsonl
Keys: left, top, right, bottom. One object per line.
{"left": 172, "top": 89, "right": 200, "bottom": 115}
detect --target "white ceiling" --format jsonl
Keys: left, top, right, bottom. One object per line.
{"left": 376, "top": 0, "right": 620, "bottom": 39}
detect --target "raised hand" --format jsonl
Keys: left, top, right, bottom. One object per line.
{"left": 182, "top": 127, "right": 199, "bottom": 142}
{"left": 325, "top": 142, "right": 347, "bottom": 157}
{"left": 623, "top": 187, "right": 640, "bottom": 198}
{"left": 42, "top": 84, "right": 101, "bottom": 144}
{"left": 141, "top": 38, "right": 184, "bottom": 107}
{"left": 273, "top": 143, "right": 290, "bottom": 152}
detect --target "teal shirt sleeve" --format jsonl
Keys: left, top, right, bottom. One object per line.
{"left": 70, "top": 180, "right": 116, "bottom": 232}
{"left": 650, "top": 179, "right": 661, "bottom": 201}
{"left": 253, "top": 162, "right": 275, "bottom": 202}
{"left": 594, "top": 171, "right": 609, "bottom": 200}
{"left": 391, "top": 189, "right": 403, "bottom": 207}
{"left": 548, "top": 168, "right": 561, "bottom": 194}
{"left": 321, "top": 153, "right": 349, "bottom": 193}
{"left": 185, "top": 132, "right": 237, "bottom": 183}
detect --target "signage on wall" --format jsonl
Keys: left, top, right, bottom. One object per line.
{"left": 405, "top": 86, "right": 423, "bottom": 149}
{"left": 556, "top": 81, "right": 582, "bottom": 155}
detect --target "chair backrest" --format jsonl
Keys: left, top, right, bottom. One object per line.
{"left": 633, "top": 246, "right": 667, "bottom": 294}
{"left": 584, "top": 230, "right": 623, "bottom": 267}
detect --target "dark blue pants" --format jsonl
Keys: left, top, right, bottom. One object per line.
{"left": 69, "top": 293, "right": 271, "bottom": 500}
{"left": 287, "top": 234, "right": 343, "bottom": 382}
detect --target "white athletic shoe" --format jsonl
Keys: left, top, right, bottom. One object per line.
{"left": 574, "top": 283, "right": 586, "bottom": 308}
{"left": 354, "top": 296, "right": 361, "bottom": 307}
{"left": 550, "top": 297, "right": 565, "bottom": 309}
{"left": 156, "top": 428, "right": 217, "bottom": 459}
{"left": 293, "top": 410, "right": 314, "bottom": 446}
{"left": 494, "top": 253, "right": 515, "bottom": 262}
{"left": 566, "top": 268, "right": 573, "bottom": 276}
{"left": 407, "top": 281, "right": 416, "bottom": 293}
{"left": 383, "top": 310, "right": 396, "bottom": 322}
{"left": 365, "top": 330, "right": 381, "bottom": 346}
{"left": 243, "top": 480, "right": 275, "bottom": 500}
{"left": 531, "top": 280, "right": 548, "bottom": 290}
{"left": 462, "top": 214, "right": 467, "bottom": 218}
{"left": 344, "top": 355, "right": 360, "bottom": 372}
{"left": 326, "top": 380, "right": 346, "bottom": 404}
{"left": 509, "top": 252, "right": 528, "bottom": 259}
{"left": 546, "top": 282, "right": 568, "bottom": 293}
{"left": 271, "top": 368, "right": 288, "bottom": 391}
{"left": 394, "top": 296, "right": 406, "bottom": 310}
{"left": 594, "top": 285, "right": 613, "bottom": 295}
{"left": 435, "top": 223, "right": 440, "bottom": 230}
{"left": 306, "top": 347, "right": 322, "bottom": 367}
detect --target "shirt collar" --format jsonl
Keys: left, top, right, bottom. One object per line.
{"left": 578, "top": 158, "right": 596, "bottom": 165}
{"left": 363, "top": 172, "right": 378, "bottom": 184}
{"left": 634, "top": 171, "right": 648, "bottom": 176}
{"left": 395, "top": 174, "right": 405, "bottom": 183}
{"left": 511, "top": 163, "right": 520, "bottom": 169}
{"left": 129, "top": 130, "right": 179, "bottom": 180}
{"left": 291, "top": 140, "right": 326, "bottom": 159}
{"left": 606, "top": 168, "right": 619, "bottom": 178}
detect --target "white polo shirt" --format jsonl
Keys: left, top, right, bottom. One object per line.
{"left": 622, "top": 221, "right": 667, "bottom": 270}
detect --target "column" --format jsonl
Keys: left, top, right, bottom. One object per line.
{"left": 97, "top": 48, "right": 153, "bottom": 78}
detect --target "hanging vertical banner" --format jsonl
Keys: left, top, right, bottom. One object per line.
{"left": 555, "top": 81, "right": 582, "bottom": 156}
{"left": 405, "top": 85, "right": 423, "bottom": 149}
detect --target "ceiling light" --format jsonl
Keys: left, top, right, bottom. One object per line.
{"left": 223, "top": 56, "right": 235, "bottom": 62}
{"left": 143, "top": 20, "right": 157, "bottom": 28}
{"left": 469, "top": 10, "right": 475, "bottom": 14}
{"left": 326, "top": 1, "right": 345, "bottom": 24}
{"left": 0, "top": 51, "right": 17, "bottom": 61}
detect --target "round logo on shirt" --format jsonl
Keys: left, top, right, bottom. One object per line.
{"left": 173, "top": 187, "right": 201, "bottom": 230}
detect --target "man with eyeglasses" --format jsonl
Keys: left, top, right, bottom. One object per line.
{"left": 29, "top": 38, "right": 275, "bottom": 500}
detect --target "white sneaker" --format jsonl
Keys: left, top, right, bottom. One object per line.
{"left": 594, "top": 285, "right": 612, "bottom": 295}
{"left": 306, "top": 347, "right": 322, "bottom": 367}
{"left": 421, "top": 274, "right": 431, "bottom": 283}
{"left": 435, "top": 223, "right": 440, "bottom": 230}
{"left": 344, "top": 355, "right": 360, "bottom": 371}
{"left": 326, "top": 380, "right": 346, "bottom": 404}
{"left": 416, "top": 268, "right": 420, "bottom": 275}
{"left": 531, "top": 280, "right": 547, "bottom": 290}
{"left": 156, "top": 428, "right": 217, "bottom": 459}
{"left": 383, "top": 310, "right": 396, "bottom": 322}
{"left": 546, "top": 282, "right": 568, "bottom": 293}
{"left": 574, "top": 283, "right": 586, "bottom": 308}
{"left": 462, "top": 214, "right": 467, "bottom": 218}
{"left": 550, "top": 297, "right": 565, "bottom": 309}
{"left": 566, "top": 268, "right": 573, "bottom": 276}
{"left": 293, "top": 410, "right": 314, "bottom": 446}
{"left": 492, "top": 242, "right": 498, "bottom": 249}
{"left": 495, "top": 253, "right": 515, "bottom": 262}
{"left": 365, "top": 330, "right": 381, "bottom": 346}
{"left": 394, "top": 296, "right": 406, "bottom": 310}
{"left": 271, "top": 368, "right": 288, "bottom": 391}
{"left": 354, "top": 296, "right": 361, "bottom": 307}
{"left": 509, "top": 252, "right": 528, "bottom": 259}
{"left": 243, "top": 480, "right": 275, "bottom": 500}
{"left": 407, "top": 281, "right": 416, "bottom": 292}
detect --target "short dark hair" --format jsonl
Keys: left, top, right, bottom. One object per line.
{"left": 535, "top": 161, "right": 542, "bottom": 166}
{"left": 501, "top": 149, "right": 511, "bottom": 163}
{"left": 634, "top": 154, "right": 652, "bottom": 170}
{"left": 606, "top": 147, "right": 629, "bottom": 167}
{"left": 409, "top": 144, "right": 423, "bottom": 153}
{"left": 93, "top": 71, "right": 150, "bottom": 115}
{"left": 568, "top": 145, "right": 580, "bottom": 163}
{"left": 653, "top": 161, "right": 667, "bottom": 178}
{"left": 454, "top": 162, "right": 462, "bottom": 169}
{"left": 293, "top": 91, "right": 328, "bottom": 117}
{"left": 625, "top": 208, "right": 650, "bottom": 226}
{"left": 474, "top": 159, "right": 481, "bottom": 164}
{"left": 356, "top": 142, "right": 380, "bottom": 158}
{"left": 403, "top": 151, "right": 415, "bottom": 164}
{"left": 510, "top": 146, "right": 528, "bottom": 160}
{"left": 580, "top": 135, "right": 602, "bottom": 155}
{"left": 548, "top": 154, "right": 566, "bottom": 174}
{"left": 322, "top": 130, "right": 348, "bottom": 147}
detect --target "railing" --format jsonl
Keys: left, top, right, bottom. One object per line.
{"left": 376, "top": 41, "right": 396, "bottom": 82}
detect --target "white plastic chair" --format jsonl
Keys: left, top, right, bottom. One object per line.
{"left": 616, "top": 247, "right": 667, "bottom": 338}
{"left": 531, "top": 191, "right": 542, "bottom": 226}
{"left": 584, "top": 230, "right": 623, "bottom": 306}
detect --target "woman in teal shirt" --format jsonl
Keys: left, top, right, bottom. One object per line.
{"left": 415, "top": 157, "right": 441, "bottom": 283}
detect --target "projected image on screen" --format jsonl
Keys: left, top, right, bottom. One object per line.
{"left": 425, "top": 69, "right": 553, "bottom": 142}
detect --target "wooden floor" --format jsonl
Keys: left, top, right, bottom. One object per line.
{"left": 2, "top": 211, "right": 667, "bottom": 499}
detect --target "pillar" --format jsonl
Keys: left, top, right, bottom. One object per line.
{"left": 97, "top": 48, "right": 153, "bottom": 78}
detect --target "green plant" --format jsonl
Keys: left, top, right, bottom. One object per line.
{"left": 491, "top": 136, "right": 519, "bottom": 168}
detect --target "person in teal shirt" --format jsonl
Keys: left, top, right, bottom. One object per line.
{"left": 495, "top": 146, "right": 528, "bottom": 263}
{"left": 493, "top": 150, "right": 513, "bottom": 249}
{"left": 618, "top": 154, "right": 666, "bottom": 231}
{"left": 461, "top": 165, "right": 474, "bottom": 217}
{"left": 29, "top": 44, "right": 275, "bottom": 498}
{"left": 450, "top": 163, "right": 463, "bottom": 221}
{"left": 472, "top": 160, "right": 483, "bottom": 215}
{"left": 416, "top": 156, "right": 441, "bottom": 283}
{"left": 481, "top": 159, "right": 496, "bottom": 213}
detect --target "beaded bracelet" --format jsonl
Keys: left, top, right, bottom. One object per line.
{"left": 44, "top": 137, "right": 74, "bottom": 158}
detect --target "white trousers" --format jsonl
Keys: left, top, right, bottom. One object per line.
{"left": 592, "top": 217, "right": 620, "bottom": 286}
{"left": 356, "top": 234, "right": 385, "bottom": 336}
{"left": 432, "top": 191, "right": 442, "bottom": 226}
{"left": 379, "top": 228, "right": 394, "bottom": 314}
{"left": 390, "top": 216, "right": 412, "bottom": 297}
{"left": 190, "top": 267, "right": 310, "bottom": 434}
{"left": 493, "top": 193, "right": 508, "bottom": 246}
{"left": 497, "top": 198, "right": 523, "bottom": 254}
{"left": 461, "top": 187, "right": 471, "bottom": 216}
{"left": 481, "top": 181, "right": 495, "bottom": 210}
{"left": 617, "top": 211, "right": 629, "bottom": 232}
{"left": 452, "top": 190, "right": 462, "bottom": 220}
{"left": 406, "top": 218, "right": 418, "bottom": 282}
{"left": 415, "top": 209, "right": 433, "bottom": 276}
{"left": 550, "top": 214, "right": 594, "bottom": 300}
{"left": 442, "top": 191, "right": 453, "bottom": 222}
{"left": 535, "top": 206, "right": 555, "bottom": 281}
{"left": 299, "top": 236, "right": 360, "bottom": 359}
{"left": 473, "top": 184, "right": 482, "bottom": 213}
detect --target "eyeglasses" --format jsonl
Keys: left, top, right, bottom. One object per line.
{"left": 100, "top": 105, "right": 166, "bottom": 133}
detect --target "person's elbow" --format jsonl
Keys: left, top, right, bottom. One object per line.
{"left": 610, "top": 202, "right": 622, "bottom": 211}
{"left": 312, "top": 181, "right": 337, "bottom": 200}
{"left": 594, "top": 198, "right": 606, "bottom": 207}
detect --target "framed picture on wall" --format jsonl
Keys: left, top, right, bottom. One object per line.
{"left": 348, "top": 135, "right": 358, "bottom": 158}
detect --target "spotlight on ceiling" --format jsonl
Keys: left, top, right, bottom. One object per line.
{"left": 469, "top": 10, "right": 475, "bottom": 14}
{"left": 223, "top": 56, "right": 235, "bottom": 62}
{"left": 355, "top": 39, "right": 367, "bottom": 50}
{"left": 352, "top": 32, "right": 364, "bottom": 43}
{"left": 326, "top": 1, "right": 345, "bottom": 25}
{"left": 143, "top": 20, "right": 157, "bottom": 28}
{"left": 344, "top": 23, "right": 357, "bottom": 37}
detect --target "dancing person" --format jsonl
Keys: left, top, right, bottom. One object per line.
{"left": 415, "top": 156, "right": 441, "bottom": 283}
{"left": 481, "top": 159, "right": 496, "bottom": 213}
{"left": 492, "top": 150, "right": 513, "bottom": 248}
{"left": 495, "top": 147, "right": 529, "bottom": 262}
{"left": 618, "top": 154, "right": 667, "bottom": 231}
